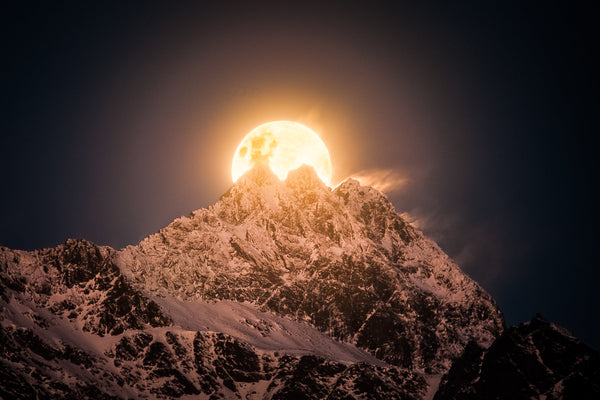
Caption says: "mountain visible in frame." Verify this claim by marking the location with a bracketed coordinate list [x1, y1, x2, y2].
[120, 165, 504, 373]
[1, 164, 594, 399]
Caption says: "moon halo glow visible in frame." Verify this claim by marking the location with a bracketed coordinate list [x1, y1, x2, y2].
[232, 121, 333, 186]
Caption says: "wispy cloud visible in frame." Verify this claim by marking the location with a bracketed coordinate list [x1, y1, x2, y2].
[349, 169, 408, 194]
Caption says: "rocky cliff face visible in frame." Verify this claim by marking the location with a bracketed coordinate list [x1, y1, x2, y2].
[0, 165, 515, 399]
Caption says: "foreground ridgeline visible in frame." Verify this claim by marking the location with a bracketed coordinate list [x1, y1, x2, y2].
[1, 165, 597, 399]
[434, 315, 600, 400]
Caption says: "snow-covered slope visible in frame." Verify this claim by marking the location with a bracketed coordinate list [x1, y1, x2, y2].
[152, 297, 385, 365]
[121, 165, 504, 372]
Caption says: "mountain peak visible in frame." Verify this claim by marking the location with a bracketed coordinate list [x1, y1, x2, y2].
[285, 164, 328, 191]
[234, 163, 281, 187]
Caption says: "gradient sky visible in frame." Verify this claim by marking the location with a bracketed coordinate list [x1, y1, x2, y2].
[1, 2, 598, 348]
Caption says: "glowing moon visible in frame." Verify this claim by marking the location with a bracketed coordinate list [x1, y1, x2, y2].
[232, 121, 333, 186]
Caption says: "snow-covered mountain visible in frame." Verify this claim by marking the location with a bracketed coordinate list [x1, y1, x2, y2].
[1, 164, 594, 399]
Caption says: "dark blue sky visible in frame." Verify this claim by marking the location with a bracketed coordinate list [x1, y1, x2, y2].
[1, 1, 598, 348]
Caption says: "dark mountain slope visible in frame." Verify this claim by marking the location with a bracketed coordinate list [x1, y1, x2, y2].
[434, 314, 600, 400]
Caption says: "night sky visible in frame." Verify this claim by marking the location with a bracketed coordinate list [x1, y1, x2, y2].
[2, 2, 598, 348]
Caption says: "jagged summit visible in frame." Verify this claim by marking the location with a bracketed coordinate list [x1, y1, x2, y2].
[285, 164, 329, 191]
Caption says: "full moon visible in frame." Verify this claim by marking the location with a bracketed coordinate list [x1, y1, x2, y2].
[232, 121, 333, 186]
